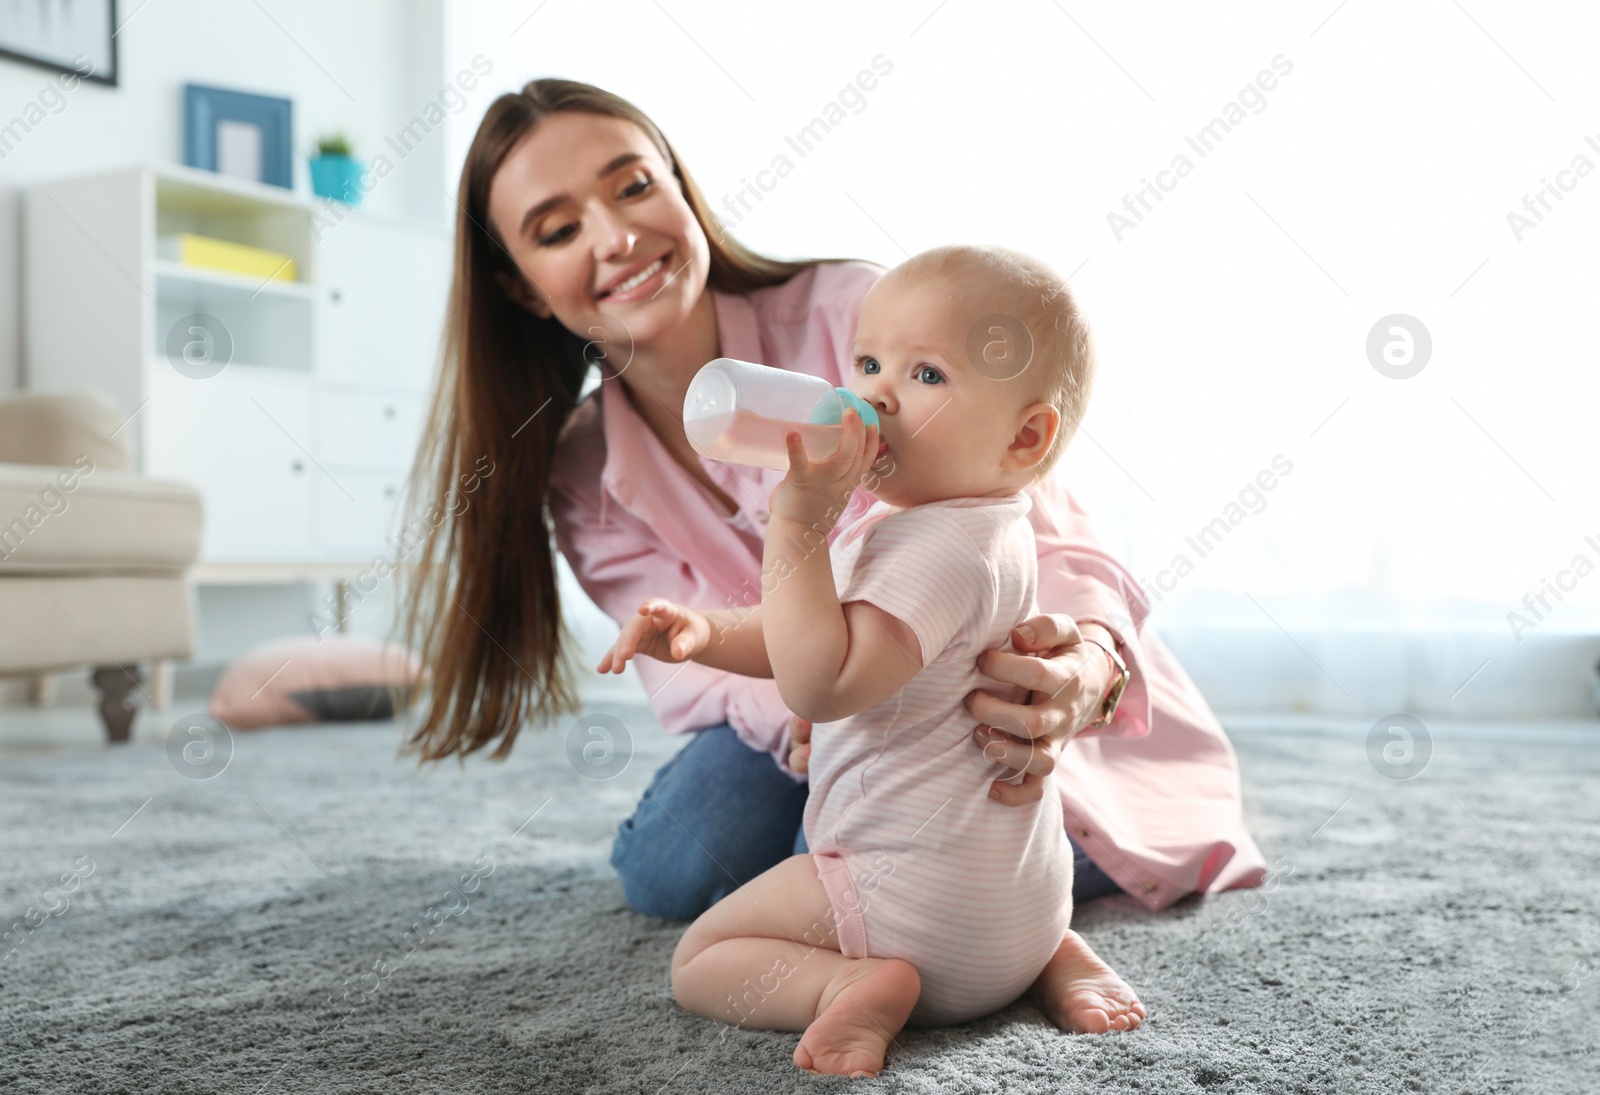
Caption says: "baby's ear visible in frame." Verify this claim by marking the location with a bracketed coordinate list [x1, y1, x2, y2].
[1005, 402, 1060, 473]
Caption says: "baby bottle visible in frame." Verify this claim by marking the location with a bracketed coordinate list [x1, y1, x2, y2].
[683, 358, 879, 471]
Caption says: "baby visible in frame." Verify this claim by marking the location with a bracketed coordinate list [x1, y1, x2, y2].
[599, 245, 1096, 1077]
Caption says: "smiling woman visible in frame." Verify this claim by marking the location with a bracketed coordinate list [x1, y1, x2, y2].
[392, 75, 1265, 1050]
[393, 80, 842, 762]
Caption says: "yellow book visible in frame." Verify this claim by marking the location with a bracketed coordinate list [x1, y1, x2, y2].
[157, 233, 299, 282]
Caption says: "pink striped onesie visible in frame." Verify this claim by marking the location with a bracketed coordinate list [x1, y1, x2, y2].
[804, 492, 1074, 1027]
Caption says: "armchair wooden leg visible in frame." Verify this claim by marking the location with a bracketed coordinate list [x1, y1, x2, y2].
[91, 665, 145, 744]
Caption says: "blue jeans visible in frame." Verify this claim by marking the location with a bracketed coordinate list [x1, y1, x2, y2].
[610, 723, 1125, 921]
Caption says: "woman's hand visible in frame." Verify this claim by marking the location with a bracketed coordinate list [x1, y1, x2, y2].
[597, 598, 711, 673]
[964, 614, 1118, 806]
[769, 408, 879, 533]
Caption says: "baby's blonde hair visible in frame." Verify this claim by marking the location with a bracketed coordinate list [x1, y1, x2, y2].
[914, 244, 1096, 472]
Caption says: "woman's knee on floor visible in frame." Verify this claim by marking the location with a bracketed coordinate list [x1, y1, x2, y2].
[611, 827, 730, 921]
[610, 723, 809, 920]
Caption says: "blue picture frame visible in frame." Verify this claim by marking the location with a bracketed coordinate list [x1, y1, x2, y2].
[183, 84, 294, 190]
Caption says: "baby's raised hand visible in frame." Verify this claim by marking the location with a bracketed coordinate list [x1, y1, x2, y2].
[770, 408, 879, 530]
[597, 598, 711, 673]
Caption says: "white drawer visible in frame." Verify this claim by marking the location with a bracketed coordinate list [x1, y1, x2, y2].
[315, 470, 408, 554]
[317, 389, 425, 470]
[316, 217, 449, 391]
[145, 368, 314, 559]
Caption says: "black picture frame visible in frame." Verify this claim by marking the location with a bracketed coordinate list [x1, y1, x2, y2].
[0, 0, 118, 87]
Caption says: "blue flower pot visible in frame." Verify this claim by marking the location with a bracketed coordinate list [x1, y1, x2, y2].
[309, 154, 365, 206]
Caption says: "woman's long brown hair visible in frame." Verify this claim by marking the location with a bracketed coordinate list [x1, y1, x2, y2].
[394, 79, 845, 765]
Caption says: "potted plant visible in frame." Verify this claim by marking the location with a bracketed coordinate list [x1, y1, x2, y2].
[308, 132, 365, 206]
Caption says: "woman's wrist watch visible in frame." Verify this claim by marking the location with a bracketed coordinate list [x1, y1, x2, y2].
[1078, 634, 1129, 729]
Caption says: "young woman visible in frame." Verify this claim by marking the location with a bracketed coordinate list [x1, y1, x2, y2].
[398, 78, 1267, 1036]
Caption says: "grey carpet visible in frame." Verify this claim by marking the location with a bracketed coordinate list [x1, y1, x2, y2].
[1, 704, 1597, 1094]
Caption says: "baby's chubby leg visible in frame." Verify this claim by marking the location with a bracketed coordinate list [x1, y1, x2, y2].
[671, 853, 920, 1078]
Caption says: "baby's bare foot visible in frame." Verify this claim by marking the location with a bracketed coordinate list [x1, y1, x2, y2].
[794, 958, 920, 1078]
[1029, 929, 1147, 1034]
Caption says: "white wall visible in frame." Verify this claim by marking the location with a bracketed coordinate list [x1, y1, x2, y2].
[483, 0, 1600, 717]
[0, 0, 465, 695]
[0, 0, 462, 392]
[4, 1, 1597, 717]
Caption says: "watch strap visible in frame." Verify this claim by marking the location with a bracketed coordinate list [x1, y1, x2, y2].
[1078, 634, 1128, 728]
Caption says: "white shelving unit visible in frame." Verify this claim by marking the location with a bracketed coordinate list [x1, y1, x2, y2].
[22, 162, 450, 565]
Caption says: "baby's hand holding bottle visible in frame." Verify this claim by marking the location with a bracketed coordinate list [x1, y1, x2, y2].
[683, 358, 880, 471]
[597, 598, 711, 672]
[770, 408, 879, 532]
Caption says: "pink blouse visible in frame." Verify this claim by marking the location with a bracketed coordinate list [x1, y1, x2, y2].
[548, 260, 1267, 911]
